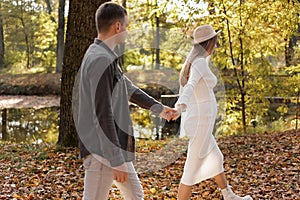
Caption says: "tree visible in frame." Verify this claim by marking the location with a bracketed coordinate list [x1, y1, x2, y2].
[55, 0, 65, 73]
[57, 0, 110, 147]
[0, 2, 4, 68]
[10, 0, 35, 69]
[285, 0, 300, 67]
[173, 0, 300, 134]
[209, 0, 300, 134]
[1, 0, 57, 72]
[44, 0, 56, 23]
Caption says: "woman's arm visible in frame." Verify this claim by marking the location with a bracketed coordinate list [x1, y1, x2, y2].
[175, 58, 207, 109]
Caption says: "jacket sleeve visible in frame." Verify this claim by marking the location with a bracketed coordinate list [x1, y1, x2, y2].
[87, 56, 125, 167]
[124, 75, 164, 115]
[175, 58, 206, 108]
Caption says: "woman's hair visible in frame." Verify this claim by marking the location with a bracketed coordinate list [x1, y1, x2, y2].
[179, 35, 218, 87]
[95, 2, 127, 33]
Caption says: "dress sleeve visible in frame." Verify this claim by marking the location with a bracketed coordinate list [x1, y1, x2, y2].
[175, 58, 207, 108]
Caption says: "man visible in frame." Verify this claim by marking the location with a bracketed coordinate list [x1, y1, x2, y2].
[76, 2, 175, 199]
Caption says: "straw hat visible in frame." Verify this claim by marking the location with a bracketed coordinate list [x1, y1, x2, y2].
[193, 24, 221, 44]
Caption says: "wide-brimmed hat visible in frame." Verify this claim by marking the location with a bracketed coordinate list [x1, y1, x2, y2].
[193, 24, 221, 44]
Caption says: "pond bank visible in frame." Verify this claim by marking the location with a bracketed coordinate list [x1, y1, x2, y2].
[0, 95, 60, 109]
[0, 73, 61, 96]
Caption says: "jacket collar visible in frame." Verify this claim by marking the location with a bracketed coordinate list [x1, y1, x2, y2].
[94, 38, 118, 60]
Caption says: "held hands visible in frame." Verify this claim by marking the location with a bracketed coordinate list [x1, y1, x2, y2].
[170, 107, 181, 120]
[172, 104, 187, 120]
[159, 105, 181, 121]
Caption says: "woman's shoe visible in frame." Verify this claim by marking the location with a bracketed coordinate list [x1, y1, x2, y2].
[221, 186, 253, 200]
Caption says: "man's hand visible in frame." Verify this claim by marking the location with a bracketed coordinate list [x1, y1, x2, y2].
[112, 163, 128, 183]
[159, 105, 178, 121]
[170, 108, 181, 120]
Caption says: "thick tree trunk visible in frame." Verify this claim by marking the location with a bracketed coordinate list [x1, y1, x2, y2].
[57, 0, 110, 147]
[55, 0, 65, 73]
[0, 2, 4, 68]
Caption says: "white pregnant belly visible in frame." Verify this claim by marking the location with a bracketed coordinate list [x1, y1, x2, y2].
[180, 101, 217, 137]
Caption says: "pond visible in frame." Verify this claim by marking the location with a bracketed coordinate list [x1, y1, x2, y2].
[1, 95, 298, 143]
[0, 96, 58, 143]
[0, 107, 59, 144]
[0, 105, 180, 144]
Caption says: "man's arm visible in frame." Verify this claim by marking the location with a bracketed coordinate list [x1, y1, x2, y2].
[124, 75, 175, 120]
[124, 75, 163, 112]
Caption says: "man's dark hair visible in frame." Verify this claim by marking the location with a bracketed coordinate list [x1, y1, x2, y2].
[95, 2, 127, 33]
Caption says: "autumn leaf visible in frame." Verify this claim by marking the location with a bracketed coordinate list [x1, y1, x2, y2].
[0, 130, 299, 199]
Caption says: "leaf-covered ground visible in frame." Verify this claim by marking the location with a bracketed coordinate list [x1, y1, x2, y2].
[0, 74, 61, 96]
[0, 130, 299, 199]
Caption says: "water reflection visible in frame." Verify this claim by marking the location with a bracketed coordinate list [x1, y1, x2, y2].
[0, 107, 59, 144]
[0, 106, 179, 144]
[131, 105, 180, 139]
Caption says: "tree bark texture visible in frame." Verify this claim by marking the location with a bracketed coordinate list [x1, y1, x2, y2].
[58, 0, 110, 147]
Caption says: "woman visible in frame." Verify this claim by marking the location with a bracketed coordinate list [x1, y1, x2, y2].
[171, 25, 253, 200]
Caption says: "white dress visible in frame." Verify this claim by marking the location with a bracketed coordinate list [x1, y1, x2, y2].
[176, 57, 224, 185]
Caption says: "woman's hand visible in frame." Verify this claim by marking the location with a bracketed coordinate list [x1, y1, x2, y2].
[171, 104, 187, 120]
[160, 105, 178, 122]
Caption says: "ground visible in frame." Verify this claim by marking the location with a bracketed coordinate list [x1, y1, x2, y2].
[0, 70, 178, 96]
[0, 74, 61, 96]
[0, 130, 299, 199]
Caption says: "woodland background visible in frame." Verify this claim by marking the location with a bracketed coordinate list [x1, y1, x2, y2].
[0, 0, 299, 144]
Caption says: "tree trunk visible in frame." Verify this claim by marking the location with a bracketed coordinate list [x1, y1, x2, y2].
[116, 0, 126, 70]
[0, 2, 4, 68]
[286, 0, 300, 66]
[155, 15, 160, 69]
[55, 0, 65, 73]
[44, 0, 52, 14]
[1, 109, 7, 141]
[239, 0, 246, 134]
[44, 0, 56, 23]
[20, 16, 31, 68]
[223, 1, 247, 134]
[57, 0, 110, 147]
[285, 24, 300, 67]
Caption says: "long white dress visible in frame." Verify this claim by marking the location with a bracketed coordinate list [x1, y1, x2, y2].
[176, 57, 224, 186]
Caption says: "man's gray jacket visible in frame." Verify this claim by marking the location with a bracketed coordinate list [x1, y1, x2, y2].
[76, 39, 163, 167]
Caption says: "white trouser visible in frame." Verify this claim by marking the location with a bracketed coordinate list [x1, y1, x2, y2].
[83, 154, 143, 200]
